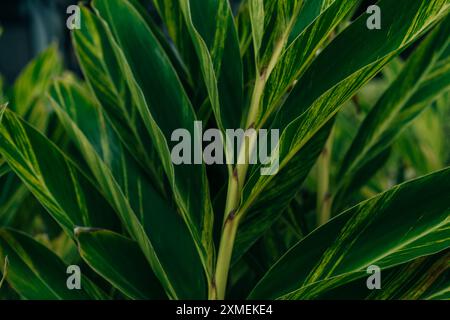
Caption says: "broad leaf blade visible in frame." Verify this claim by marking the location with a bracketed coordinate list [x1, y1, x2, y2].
[260, 0, 360, 124]
[49, 78, 207, 299]
[233, 119, 334, 263]
[241, 0, 449, 228]
[75, 228, 166, 300]
[0, 228, 106, 300]
[12, 45, 62, 118]
[92, 0, 215, 276]
[249, 168, 450, 299]
[152, 0, 199, 86]
[0, 110, 119, 235]
[180, 0, 244, 132]
[335, 17, 450, 209]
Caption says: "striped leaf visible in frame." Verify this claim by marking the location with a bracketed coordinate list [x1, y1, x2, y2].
[0, 0, 449, 301]
[250, 0, 304, 70]
[0, 109, 119, 235]
[127, 0, 192, 87]
[75, 228, 166, 300]
[259, 0, 360, 125]
[72, 6, 165, 192]
[335, 16, 450, 209]
[239, 0, 449, 228]
[0, 228, 107, 300]
[92, 0, 215, 276]
[232, 0, 362, 261]
[179, 0, 244, 133]
[288, 0, 336, 42]
[316, 251, 449, 299]
[244, 0, 309, 129]
[0, 46, 63, 229]
[232, 119, 334, 263]
[367, 251, 450, 300]
[249, 167, 450, 299]
[49, 78, 207, 299]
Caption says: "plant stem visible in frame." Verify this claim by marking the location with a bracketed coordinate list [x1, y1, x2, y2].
[214, 135, 256, 300]
[213, 26, 295, 299]
[246, 71, 267, 129]
[214, 209, 241, 300]
[213, 71, 266, 300]
[317, 129, 334, 226]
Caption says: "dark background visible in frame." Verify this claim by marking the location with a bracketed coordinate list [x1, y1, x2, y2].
[0, 0, 75, 83]
[0, 0, 375, 84]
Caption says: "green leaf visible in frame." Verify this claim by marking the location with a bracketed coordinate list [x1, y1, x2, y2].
[0, 46, 64, 227]
[0, 174, 28, 226]
[249, 167, 450, 299]
[251, 0, 304, 70]
[248, 0, 264, 58]
[0, 76, 6, 105]
[75, 228, 166, 300]
[71, 6, 165, 192]
[128, 0, 192, 87]
[233, 119, 334, 263]
[239, 0, 449, 227]
[259, 0, 360, 125]
[92, 0, 215, 274]
[315, 251, 449, 299]
[232, 0, 362, 261]
[273, 0, 449, 133]
[152, 0, 199, 85]
[288, 0, 336, 42]
[0, 109, 119, 235]
[0, 158, 9, 178]
[49, 78, 207, 299]
[425, 281, 450, 300]
[397, 93, 450, 175]
[427, 289, 450, 300]
[0, 228, 107, 300]
[12, 45, 62, 118]
[0, 44, 66, 227]
[367, 251, 450, 300]
[179, 0, 244, 132]
[335, 16, 450, 209]
[244, 0, 310, 129]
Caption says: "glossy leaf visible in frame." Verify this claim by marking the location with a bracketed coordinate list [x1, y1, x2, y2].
[12, 45, 62, 118]
[75, 228, 166, 300]
[335, 16, 450, 209]
[92, 0, 215, 273]
[49, 78, 207, 299]
[232, 0, 362, 261]
[233, 119, 334, 262]
[179, 0, 244, 132]
[0, 228, 106, 300]
[240, 0, 449, 225]
[0, 109, 119, 235]
[72, 6, 165, 192]
[259, 0, 360, 125]
[249, 168, 450, 299]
